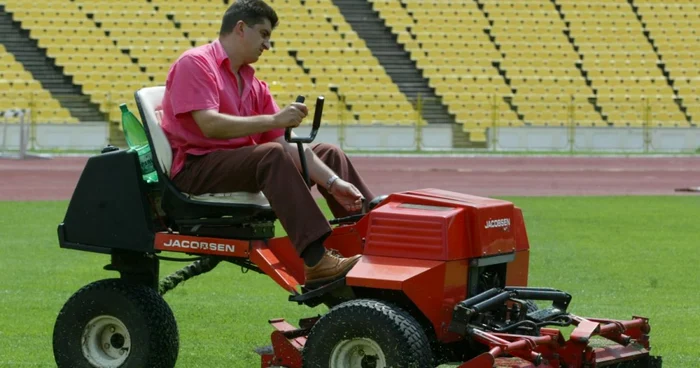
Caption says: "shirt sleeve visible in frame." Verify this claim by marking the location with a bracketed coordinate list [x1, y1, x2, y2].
[167, 54, 219, 117]
[257, 80, 285, 143]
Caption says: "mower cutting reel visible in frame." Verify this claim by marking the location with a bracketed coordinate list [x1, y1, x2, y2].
[52, 86, 662, 368]
[448, 287, 661, 368]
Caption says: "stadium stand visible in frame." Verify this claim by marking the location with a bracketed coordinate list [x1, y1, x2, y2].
[482, 0, 601, 127]
[558, 0, 689, 127]
[371, 0, 520, 142]
[633, 0, 699, 124]
[154, 0, 420, 125]
[4, 0, 420, 126]
[151, 0, 350, 123]
[3, 0, 146, 124]
[0, 0, 697, 144]
[371, 0, 696, 137]
[0, 43, 76, 123]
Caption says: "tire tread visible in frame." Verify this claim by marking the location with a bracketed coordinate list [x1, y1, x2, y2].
[53, 278, 179, 368]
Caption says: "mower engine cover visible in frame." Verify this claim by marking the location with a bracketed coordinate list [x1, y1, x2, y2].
[363, 188, 527, 260]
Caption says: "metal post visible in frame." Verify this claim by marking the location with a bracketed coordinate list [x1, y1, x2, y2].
[1, 109, 8, 154]
[643, 98, 651, 153]
[568, 95, 575, 154]
[0, 111, 8, 157]
[29, 92, 36, 151]
[490, 94, 498, 151]
[108, 92, 121, 146]
[338, 94, 345, 150]
[106, 92, 113, 144]
[19, 109, 27, 160]
[415, 93, 423, 151]
[0, 108, 46, 160]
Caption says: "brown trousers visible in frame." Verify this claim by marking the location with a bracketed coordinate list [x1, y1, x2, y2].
[172, 143, 374, 255]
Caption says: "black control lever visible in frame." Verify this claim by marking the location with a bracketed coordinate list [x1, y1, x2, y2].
[284, 95, 306, 142]
[285, 95, 325, 186]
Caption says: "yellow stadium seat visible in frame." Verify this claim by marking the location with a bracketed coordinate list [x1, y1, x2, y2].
[3, 0, 696, 130]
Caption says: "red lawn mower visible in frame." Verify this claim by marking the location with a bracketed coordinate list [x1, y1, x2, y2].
[52, 87, 662, 368]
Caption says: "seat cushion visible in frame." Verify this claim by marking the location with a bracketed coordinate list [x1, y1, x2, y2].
[184, 191, 271, 207]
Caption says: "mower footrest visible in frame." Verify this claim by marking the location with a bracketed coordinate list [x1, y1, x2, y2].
[258, 319, 310, 368]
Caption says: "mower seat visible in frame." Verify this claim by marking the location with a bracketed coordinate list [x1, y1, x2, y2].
[134, 86, 276, 236]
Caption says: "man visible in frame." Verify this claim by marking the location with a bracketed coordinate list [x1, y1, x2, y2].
[160, 0, 374, 289]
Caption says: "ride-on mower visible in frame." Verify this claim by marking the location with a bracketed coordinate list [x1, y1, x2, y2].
[52, 86, 662, 368]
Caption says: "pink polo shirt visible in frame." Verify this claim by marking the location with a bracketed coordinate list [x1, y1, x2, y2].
[161, 39, 284, 178]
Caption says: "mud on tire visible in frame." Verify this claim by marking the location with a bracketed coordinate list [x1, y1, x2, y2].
[53, 278, 179, 368]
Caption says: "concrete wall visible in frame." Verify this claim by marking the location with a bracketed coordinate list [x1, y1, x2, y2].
[1, 121, 698, 153]
[0, 123, 108, 151]
[491, 126, 700, 153]
[0, 122, 454, 151]
[297, 124, 454, 150]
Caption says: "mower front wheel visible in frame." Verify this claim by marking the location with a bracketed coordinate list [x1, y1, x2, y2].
[52, 278, 179, 368]
[302, 299, 433, 368]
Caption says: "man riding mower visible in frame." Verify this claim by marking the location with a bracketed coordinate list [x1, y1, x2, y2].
[51, 88, 662, 368]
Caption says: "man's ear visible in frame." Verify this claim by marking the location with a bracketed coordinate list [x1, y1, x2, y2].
[234, 20, 246, 36]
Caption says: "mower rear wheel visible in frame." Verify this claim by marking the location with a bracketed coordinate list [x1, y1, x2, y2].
[302, 299, 433, 368]
[52, 278, 179, 368]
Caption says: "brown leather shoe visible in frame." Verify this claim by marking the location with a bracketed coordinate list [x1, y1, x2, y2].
[304, 250, 361, 289]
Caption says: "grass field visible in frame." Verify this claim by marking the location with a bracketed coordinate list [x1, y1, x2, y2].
[0, 196, 698, 367]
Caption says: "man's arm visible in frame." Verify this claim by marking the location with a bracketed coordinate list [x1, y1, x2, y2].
[192, 109, 277, 139]
[255, 79, 361, 210]
[273, 134, 363, 212]
[192, 103, 307, 139]
[273, 134, 334, 187]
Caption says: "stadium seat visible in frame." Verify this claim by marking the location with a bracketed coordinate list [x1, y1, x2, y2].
[633, 0, 699, 124]
[150, 0, 417, 125]
[0, 43, 77, 123]
[2, 0, 697, 130]
[560, 0, 691, 126]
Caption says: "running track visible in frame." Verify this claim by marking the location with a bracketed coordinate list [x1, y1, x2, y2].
[1, 155, 699, 201]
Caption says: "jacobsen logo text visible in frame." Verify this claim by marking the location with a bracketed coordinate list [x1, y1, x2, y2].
[162, 239, 235, 253]
[485, 218, 511, 229]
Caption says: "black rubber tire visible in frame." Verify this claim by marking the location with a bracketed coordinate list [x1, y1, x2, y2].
[53, 279, 179, 368]
[302, 299, 433, 368]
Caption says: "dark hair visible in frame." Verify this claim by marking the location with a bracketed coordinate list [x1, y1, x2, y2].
[219, 0, 279, 36]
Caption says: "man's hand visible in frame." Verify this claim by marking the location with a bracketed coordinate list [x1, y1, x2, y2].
[329, 179, 364, 213]
[273, 103, 308, 128]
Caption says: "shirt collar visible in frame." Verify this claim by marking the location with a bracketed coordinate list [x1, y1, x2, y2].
[212, 38, 256, 81]
[212, 39, 229, 67]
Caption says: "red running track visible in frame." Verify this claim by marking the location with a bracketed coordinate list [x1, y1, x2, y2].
[1, 155, 699, 201]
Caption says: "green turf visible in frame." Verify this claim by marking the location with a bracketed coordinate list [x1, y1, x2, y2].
[0, 196, 697, 367]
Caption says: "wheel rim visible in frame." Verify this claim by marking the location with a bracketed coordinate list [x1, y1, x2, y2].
[81, 315, 131, 367]
[329, 338, 387, 368]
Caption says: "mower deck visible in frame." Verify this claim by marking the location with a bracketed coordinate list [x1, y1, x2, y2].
[260, 286, 662, 368]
